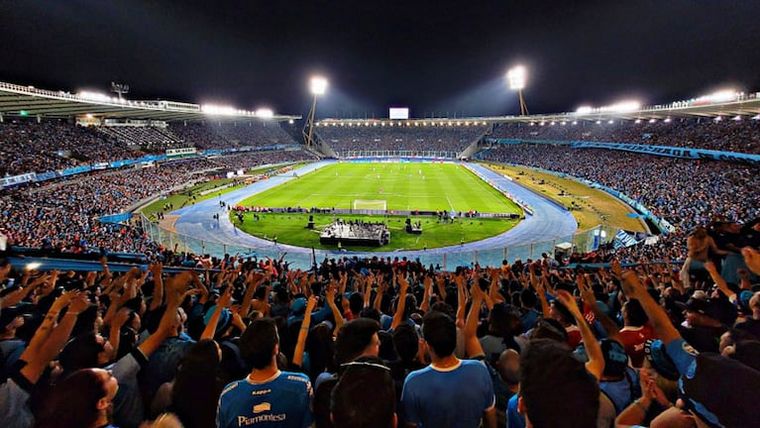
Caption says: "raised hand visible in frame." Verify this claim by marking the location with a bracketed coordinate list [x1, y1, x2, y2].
[68, 291, 91, 314]
[555, 290, 582, 319]
[741, 247, 760, 275]
[610, 259, 623, 278]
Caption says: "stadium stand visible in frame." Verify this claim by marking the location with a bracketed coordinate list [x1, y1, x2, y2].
[170, 121, 300, 150]
[316, 122, 489, 155]
[0, 150, 316, 253]
[96, 123, 184, 152]
[0, 118, 136, 176]
[491, 118, 760, 153]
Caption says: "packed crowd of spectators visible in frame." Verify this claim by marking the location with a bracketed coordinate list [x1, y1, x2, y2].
[96, 126, 184, 152]
[491, 118, 760, 153]
[0, 118, 302, 178]
[1, 236, 759, 428]
[0, 150, 316, 254]
[316, 123, 489, 155]
[170, 121, 300, 150]
[0, 119, 137, 176]
[480, 144, 759, 231]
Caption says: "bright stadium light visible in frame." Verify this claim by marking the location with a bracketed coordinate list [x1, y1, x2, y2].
[304, 76, 329, 148]
[610, 100, 641, 113]
[506, 66, 526, 90]
[576, 106, 593, 115]
[506, 65, 529, 115]
[255, 108, 274, 118]
[310, 76, 328, 95]
[201, 104, 239, 115]
[664, 117, 672, 123]
[77, 90, 111, 102]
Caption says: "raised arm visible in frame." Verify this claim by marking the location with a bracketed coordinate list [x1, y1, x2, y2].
[201, 286, 232, 340]
[391, 275, 410, 331]
[20, 292, 90, 384]
[325, 282, 344, 334]
[556, 290, 604, 380]
[149, 263, 164, 311]
[578, 274, 620, 339]
[138, 272, 190, 358]
[293, 296, 317, 368]
[464, 283, 485, 358]
[620, 270, 680, 344]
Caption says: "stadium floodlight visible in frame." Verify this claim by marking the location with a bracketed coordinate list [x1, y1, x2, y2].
[77, 90, 111, 102]
[201, 104, 237, 115]
[288, 119, 294, 124]
[635, 119, 641, 124]
[506, 66, 526, 90]
[610, 100, 641, 113]
[732, 115, 742, 121]
[705, 90, 737, 103]
[752, 114, 760, 120]
[572, 121, 577, 125]
[506, 66, 529, 115]
[576, 106, 593, 115]
[304, 76, 328, 148]
[310, 76, 328, 95]
[649, 118, 657, 123]
[255, 108, 274, 119]
[714, 116, 722, 121]
[664, 117, 672, 123]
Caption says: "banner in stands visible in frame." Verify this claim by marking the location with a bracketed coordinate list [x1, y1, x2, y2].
[166, 147, 197, 157]
[569, 141, 760, 165]
[98, 212, 133, 224]
[486, 138, 760, 165]
[0, 172, 36, 188]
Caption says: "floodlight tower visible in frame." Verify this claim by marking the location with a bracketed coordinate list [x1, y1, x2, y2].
[111, 82, 130, 100]
[303, 76, 328, 148]
[507, 66, 528, 116]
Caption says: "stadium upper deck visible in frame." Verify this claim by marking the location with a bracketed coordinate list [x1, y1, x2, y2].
[0, 81, 300, 122]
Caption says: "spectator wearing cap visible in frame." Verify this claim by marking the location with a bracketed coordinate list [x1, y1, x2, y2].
[676, 297, 734, 353]
[619, 269, 760, 428]
[597, 338, 641, 414]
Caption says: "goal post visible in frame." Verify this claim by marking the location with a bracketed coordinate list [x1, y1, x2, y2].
[352, 199, 387, 211]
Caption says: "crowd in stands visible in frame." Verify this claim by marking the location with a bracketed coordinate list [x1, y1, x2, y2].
[491, 118, 760, 154]
[0, 119, 137, 176]
[0, 150, 316, 254]
[170, 121, 299, 150]
[316, 123, 488, 154]
[1, 235, 759, 428]
[96, 126, 184, 152]
[480, 144, 759, 231]
[0, 118, 302, 178]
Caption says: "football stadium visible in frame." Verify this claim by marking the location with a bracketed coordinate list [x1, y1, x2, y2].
[1, 3, 760, 428]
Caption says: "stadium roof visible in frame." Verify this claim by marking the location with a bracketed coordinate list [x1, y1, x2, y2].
[317, 90, 760, 125]
[0, 81, 300, 122]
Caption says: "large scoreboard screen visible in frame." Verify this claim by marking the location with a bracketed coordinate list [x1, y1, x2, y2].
[389, 107, 409, 119]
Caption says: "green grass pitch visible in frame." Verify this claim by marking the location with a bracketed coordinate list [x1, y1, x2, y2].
[233, 162, 523, 251]
[239, 162, 521, 213]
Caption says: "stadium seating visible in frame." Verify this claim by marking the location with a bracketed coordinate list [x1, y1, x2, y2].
[491, 118, 760, 153]
[316, 123, 489, 155]
[0, 118, 136, 176]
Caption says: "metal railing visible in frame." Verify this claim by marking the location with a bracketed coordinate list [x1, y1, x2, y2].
[141, 213, 617, 270]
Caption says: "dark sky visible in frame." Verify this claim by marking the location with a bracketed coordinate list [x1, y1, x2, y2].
[2, 0, 760, 119]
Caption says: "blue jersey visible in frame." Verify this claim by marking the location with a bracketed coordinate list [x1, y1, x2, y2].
[216, 370, 313, 428]
[401, 359, 495, 428]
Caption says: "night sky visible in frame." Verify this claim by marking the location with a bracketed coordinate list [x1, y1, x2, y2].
[2, 0, 760, 119]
